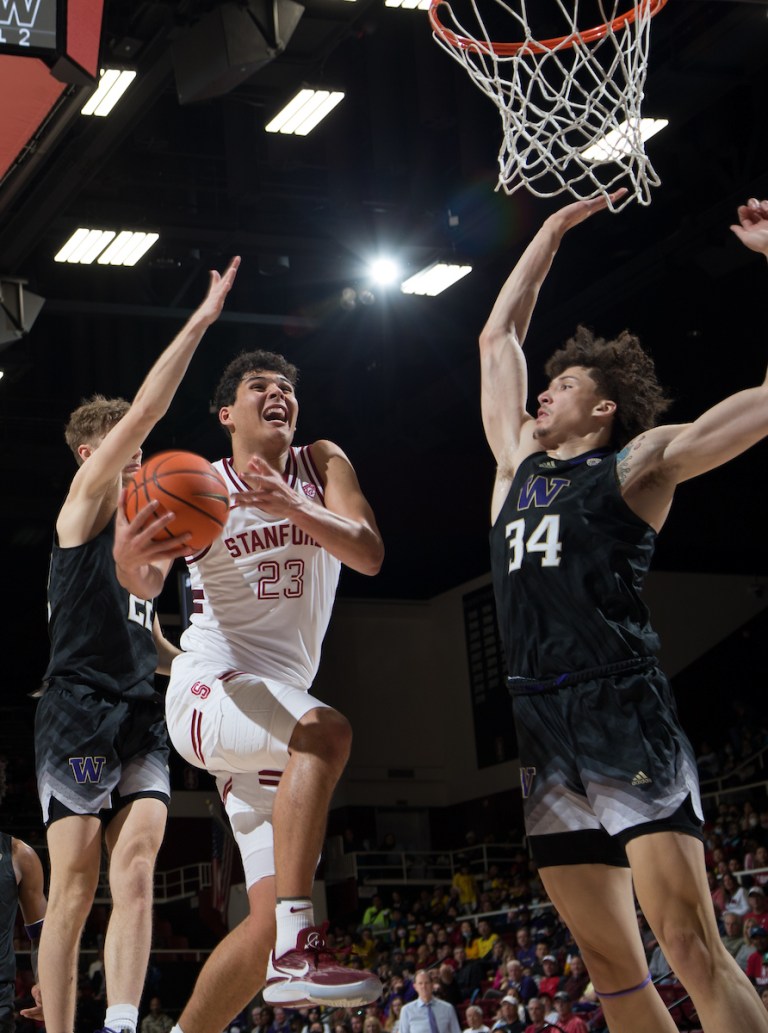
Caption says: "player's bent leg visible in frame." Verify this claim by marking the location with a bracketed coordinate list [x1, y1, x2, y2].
[39, 813, 103, 1033]
[628, 831, 768, 1033]
[539, 862, 679, 1033]
[103, 797, 168, 1015]
[266, 707, 380, 1006]
[274, 706, 351, 897]
[175, 876, 276, 1033]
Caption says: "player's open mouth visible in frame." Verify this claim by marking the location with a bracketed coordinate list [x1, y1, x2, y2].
[264, 406, 288, 423]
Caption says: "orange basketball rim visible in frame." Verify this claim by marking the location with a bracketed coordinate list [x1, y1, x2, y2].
[429, 0, 669, 57]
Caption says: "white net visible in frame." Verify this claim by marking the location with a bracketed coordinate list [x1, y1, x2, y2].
[429, 0, 667, 211]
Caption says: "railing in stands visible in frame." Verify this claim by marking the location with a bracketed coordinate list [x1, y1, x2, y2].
[326, 841, 525, 886]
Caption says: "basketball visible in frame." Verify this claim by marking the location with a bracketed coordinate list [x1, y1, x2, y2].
[124, 450, 230, 553]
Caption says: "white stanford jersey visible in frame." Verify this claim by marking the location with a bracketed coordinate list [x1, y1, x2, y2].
[180, 448, 341, 688]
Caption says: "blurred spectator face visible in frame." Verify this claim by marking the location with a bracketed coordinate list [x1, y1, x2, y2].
[275, 1010, 286, 1026]
[351, 1016, 364, 1033]
[570, 957, 585, 978]
[527, 1001, 544, 1023]
[454, 948, 466, 966]
[761, 988, 768, 1011]
[516, 928, 530, 947]
[722, 913, 741, 936]
[465, 1007, 484, 1029]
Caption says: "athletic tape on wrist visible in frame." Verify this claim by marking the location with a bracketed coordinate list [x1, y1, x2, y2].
[24, 919, 43, 941]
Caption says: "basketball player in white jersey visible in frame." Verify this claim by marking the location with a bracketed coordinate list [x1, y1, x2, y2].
[113, 348, 384, 1031]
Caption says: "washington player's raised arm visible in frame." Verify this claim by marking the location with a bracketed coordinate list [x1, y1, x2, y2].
[479, 192, 626, 466]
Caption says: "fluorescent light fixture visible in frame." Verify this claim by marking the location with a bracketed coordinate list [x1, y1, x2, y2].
[81, 68, 137, 117]
[401, 262, 472, 296]
[582, 118, 668, 162]
[369, 258, 401, 286]
[265, 89, 344, 136]
[385, 0, 430, 8]
[54, 228, 159, 266]
[98, 232, 160, 266]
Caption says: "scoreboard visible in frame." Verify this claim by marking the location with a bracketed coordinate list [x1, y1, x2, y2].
[0, 0, 61, 58]
[0, 0, 104, 83]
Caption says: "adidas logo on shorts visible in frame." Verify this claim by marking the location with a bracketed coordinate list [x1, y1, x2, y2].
[631, 770, 652, 786]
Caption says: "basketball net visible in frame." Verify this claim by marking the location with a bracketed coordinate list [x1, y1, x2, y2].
[429, 0, 668, 210]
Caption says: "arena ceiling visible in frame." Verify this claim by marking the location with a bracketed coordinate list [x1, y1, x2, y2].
[1, 0, 768, 700]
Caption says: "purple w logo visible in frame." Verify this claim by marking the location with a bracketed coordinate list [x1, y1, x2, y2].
[520, 767, 537, 799]
[517, 475, 569, 511]
[68, 756, 106, 784]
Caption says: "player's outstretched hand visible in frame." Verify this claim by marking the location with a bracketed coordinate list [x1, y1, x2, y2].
[232, 456, 303, 520]
[19, 983, 43, 1021]
[731, 198, 768, 257]
[197, 255, 241, 327]
[548, 188, 629, 235]
[113, 491, 192, 574]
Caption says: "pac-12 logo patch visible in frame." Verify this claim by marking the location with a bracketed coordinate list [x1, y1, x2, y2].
[302, 483, 317, 499]
[520, 766, 537, 799]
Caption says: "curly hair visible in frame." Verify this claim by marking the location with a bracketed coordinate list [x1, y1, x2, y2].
[544, 326, 672, 447]
[213, 350, 299, 409]
[64, 394, 130, 463]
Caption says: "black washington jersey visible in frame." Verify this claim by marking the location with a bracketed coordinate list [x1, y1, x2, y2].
[0, 833, 15, 984]
[490, 449, 661, 680]
[41, 517, 158, 700]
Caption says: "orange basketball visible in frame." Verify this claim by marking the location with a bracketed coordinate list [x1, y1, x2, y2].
[124, 450, 230, 553]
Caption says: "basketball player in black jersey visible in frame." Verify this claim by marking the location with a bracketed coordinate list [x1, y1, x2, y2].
[480, 193, 768, 1033]
[35, 257, 239, 1033]
[0, 833, 46, 1031]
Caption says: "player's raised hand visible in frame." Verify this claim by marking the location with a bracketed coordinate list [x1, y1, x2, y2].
[197, 255, 241, 326]
[549, 188, 629, 234]
[731, 198, 768, 257]
[233, 455, 303, 519]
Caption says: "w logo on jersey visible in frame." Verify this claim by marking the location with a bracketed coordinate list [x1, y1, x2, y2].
[69, 756, 106, 784]
[0, 0, 41, 28]
[520, 766, 537, 799]
[518, 475, 569, 511]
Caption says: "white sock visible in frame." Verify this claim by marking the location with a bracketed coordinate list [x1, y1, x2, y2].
[170, 1025, 185, 1033]
[275, 897, 314, 958]
[105, 1005, 139, 1033]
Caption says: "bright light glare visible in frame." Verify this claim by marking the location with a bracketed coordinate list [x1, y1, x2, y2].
[582, 118, 668, 162]
[385, 0, 430, 8]
[369, 259, 401, 285]
[81, 69, 137, 117]
[401, 262, 472, 296]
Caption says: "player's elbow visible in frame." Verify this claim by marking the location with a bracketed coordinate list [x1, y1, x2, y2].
[359, 536, 385, 576]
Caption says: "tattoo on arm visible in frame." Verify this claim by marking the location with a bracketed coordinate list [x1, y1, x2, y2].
[616, 435, 645, 485]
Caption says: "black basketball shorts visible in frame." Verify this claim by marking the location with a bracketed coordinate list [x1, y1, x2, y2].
[34, 682, 170, 826]
[512, 664, 704, 868]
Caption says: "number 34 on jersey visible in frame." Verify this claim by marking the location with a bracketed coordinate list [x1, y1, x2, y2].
[505, 515, 563, 572]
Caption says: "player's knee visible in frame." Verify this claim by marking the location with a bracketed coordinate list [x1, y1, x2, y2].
[291, 708, 352, 769]
[655, 923, 718, 985]
[109, 846, 157, 904]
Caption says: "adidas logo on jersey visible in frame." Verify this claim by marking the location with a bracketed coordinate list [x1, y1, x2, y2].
[631, 770, 652, 786]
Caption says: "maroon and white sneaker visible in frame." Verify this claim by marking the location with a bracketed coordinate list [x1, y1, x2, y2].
[263, 923, 382, 1007]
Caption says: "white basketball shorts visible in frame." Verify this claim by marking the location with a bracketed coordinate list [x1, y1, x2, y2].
[166, 651, 329, 886]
